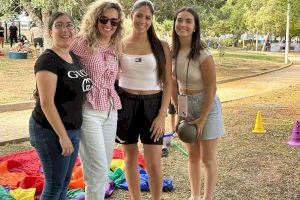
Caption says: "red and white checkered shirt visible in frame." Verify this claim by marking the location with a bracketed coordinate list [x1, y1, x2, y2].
[71, 37, 121, 111]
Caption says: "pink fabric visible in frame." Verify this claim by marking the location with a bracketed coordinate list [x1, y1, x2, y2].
[71, 37, 121, 111]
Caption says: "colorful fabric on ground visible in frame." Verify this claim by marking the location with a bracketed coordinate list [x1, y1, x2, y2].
[66, 189, 85, 200]
[116, 166, 174, 192]
[110, 159, 125, 171]
[17, 176, 44, 196]
[105, 180, 115, 198]
[0, 148, 173, 199]
[0, 186, 14, 200]
[9, 188, 36, 200]
[0, 149, 40, 176]
[112, 148, 145, 168]
[0, 161, 27, 188]
[108, 168, 126, 185]
[69, 166, 84, 189]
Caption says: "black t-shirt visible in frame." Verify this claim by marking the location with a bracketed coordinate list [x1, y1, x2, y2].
[9, 25, 17, 37]
[32, 49, 93, 129]
[0, 26, 4, 37]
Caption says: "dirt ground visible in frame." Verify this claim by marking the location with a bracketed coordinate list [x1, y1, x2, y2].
[215, 58, 283, 81]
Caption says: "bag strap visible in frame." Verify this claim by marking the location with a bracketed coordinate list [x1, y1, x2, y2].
[175, 56, 191, 95]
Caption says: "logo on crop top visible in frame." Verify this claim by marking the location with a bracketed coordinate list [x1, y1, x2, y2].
[135, 57, 142, 62]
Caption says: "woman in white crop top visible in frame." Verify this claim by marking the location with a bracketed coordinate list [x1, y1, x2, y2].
[116, 1, 172, 200]
[172, 8, 225, 200]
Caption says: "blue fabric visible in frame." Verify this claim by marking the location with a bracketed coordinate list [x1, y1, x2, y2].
[116, 166, 174, 192]
[29, 116, 80, 200]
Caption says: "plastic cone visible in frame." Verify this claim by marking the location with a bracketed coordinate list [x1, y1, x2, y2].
[252, 111, 266, 134]
[287, 121, 300, 146]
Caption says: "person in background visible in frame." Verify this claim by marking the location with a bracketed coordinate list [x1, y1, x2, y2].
[116, 0, 172, 199]
[9, 21, 18, 48]
[30, 23, 44, 56]
[29, 11, 92, 200]
[70, 0, 124, 199]
[0, 21, 4, 49]
[171, 7, 225, 200]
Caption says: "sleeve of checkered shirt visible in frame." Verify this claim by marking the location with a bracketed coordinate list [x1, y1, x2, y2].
[70, 37, 87, 58]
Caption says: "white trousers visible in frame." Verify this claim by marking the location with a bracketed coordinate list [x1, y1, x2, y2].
[79, 104, 117, 200]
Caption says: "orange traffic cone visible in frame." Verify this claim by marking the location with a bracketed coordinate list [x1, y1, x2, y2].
[252, 111, 266, 134]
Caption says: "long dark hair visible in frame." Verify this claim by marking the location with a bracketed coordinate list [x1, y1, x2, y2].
[33, 11, 75, 101]
[172, 7, 205, 60]
[132, 0, 166, 82]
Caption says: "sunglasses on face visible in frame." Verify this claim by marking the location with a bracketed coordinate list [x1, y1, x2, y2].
[98, 16, 120, 27]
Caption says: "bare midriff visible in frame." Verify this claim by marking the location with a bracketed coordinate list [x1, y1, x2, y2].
[122, 87, 161, 95]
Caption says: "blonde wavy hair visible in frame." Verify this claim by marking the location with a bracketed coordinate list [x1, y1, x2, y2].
[78, 0, 124, 53]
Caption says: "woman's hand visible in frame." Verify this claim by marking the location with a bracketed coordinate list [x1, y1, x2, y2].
[59, 135, 74, 156]
[188, 117, 206, 138]
[150, 114, 165, 142]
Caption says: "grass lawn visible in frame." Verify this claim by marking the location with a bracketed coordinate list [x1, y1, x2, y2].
[220, 50, 284, 62]
[0, 45, 285, 104]
[1, 84, 299, 200]
[0, 44, 36, 104]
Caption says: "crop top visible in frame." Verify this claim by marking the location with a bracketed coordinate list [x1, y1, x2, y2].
[119, 53, 162, 90]
[173, 48, 211, 93]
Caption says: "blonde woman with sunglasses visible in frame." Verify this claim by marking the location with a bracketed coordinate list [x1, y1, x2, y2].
[70, 0, 124, 199]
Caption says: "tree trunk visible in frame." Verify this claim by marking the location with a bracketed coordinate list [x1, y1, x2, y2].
[20, 0, 42, 27]
[255, 31, 259, 51]
[42, 9, 51, 48]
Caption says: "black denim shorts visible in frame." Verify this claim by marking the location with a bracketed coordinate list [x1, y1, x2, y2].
[116, 88, 163, 145]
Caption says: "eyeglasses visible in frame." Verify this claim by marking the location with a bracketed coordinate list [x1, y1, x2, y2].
[54, 22, 75, 30]
[98, 16, 120, 27]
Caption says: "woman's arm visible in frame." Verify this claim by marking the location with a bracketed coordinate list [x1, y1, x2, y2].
[36, 71, 74, 156]
[199, 55, 217, 120]
[159, 41, 173, 116]
[190, 55, 217, 136]
[150, 41, 172, 141]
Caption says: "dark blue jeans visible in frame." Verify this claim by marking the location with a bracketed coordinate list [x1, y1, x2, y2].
[29, 116, 79, 200]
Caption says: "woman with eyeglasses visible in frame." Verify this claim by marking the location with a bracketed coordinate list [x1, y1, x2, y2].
[115, 0, 172, 199]
[29, 12, 92, 200]
[172, 8, 225, 200]
[70, 0, 124, 199]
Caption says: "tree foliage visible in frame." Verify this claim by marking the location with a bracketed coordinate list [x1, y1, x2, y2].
[209, 0, 300, 38]
[0, 0, 299, 40]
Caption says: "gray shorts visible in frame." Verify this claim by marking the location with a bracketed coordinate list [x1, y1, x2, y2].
[181, 93, 225, 140]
